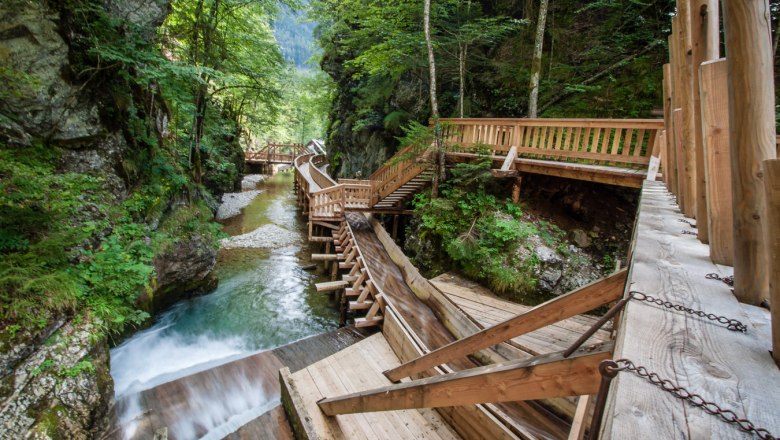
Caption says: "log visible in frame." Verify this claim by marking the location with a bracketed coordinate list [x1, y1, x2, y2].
[723, 0, 776, 305]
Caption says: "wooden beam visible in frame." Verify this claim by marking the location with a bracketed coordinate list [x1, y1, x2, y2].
[384, 269, 627, 382]
[699, 59, 734, 265]
[663, 63, 678, 195]
[318, 342, 612, 416]
[311, 253, 338, 261]
[315, 280, 349, 292]
[764, 159, 780, 367]
[723, 0, 776, 305]
[500, 146, 518, 171]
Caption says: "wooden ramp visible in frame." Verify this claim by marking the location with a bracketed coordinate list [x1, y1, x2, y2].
[281, 333, 462, 440]
[431, 273, 611, 356]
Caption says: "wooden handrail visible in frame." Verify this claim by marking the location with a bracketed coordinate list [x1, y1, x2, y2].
[440, 118, 664, 168]
[309, 154, 338, 189]
[384, 268, 627, 382]
[318, 341, 613, 416]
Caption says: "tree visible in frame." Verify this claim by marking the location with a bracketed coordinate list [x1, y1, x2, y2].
[528, 0, 549, 118]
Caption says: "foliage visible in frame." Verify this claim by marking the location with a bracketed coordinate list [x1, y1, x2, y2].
[412, 158, 539, 297]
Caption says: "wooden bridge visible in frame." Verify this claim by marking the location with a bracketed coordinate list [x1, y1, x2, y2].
[277, 1, 780, 436]
[245, 142, 309, 166]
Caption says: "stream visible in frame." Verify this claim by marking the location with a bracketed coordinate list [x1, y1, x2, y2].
[109, 172, 339, 438]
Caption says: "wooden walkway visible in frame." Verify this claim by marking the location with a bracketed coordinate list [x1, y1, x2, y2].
[431, 273, 611, 356]
[282, 333, 463, 440]
[602, 181, 780, 439]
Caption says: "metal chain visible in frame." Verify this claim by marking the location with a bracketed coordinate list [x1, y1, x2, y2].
[629, 291, 747, 333]
[678, 218, 697, 228]
[706, 272, 734, 287]
[604, 359, 777, 440]
[681, 230, 698, 235]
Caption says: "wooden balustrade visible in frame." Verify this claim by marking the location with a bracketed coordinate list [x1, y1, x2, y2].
[245, 143, 306, 163]
[440, 118, 664, 168]
[310, 186, 344, 220]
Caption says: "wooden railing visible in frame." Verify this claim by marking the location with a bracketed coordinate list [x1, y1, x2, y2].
[315, 269, 628, 416]
[309, 154, 337, 189]
[310, 185, 344, 219]
[245, 143, 306, 163]
[440, 118, 664, 168]
[367, 144, 432, 204]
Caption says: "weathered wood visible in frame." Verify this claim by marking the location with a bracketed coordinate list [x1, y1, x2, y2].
[763, 159, 780, 367]
[672, 108, 687, 205]
[315, 280, 349, 292]
[699, 59, 734, 265]
[384, 269, 626, 382]
[318, 343, 612, 416]
[723, 0, 776, 305]
[601, 181, 780, 439]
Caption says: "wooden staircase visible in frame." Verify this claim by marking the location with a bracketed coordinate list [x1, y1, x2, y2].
[372, 168, 433, 209]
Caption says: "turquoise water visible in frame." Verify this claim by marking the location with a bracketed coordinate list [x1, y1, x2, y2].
[110, 172, 339, 397]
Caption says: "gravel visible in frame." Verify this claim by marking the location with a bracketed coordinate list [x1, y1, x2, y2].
[241, 174, 266, 190]
[220, 224, 300, 249]
[216, 190, 262, 220]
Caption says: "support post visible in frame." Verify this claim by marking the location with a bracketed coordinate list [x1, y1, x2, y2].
[392, 215, 400, 240]
[512, 176, 523, 203]
[662, 64, 676, 194]
[699, 59, 733, 265]
[690, 0, 719, 243]
[723, 0, 776, 305]
[672, 10, 697, 218]
[763, 159, 780, 367]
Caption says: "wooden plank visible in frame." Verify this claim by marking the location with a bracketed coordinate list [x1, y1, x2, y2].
[315, 280, 349, 292]
[663, 63, 677, 194]
[385, 269, 626, 382]
[673, 108, 687, 207]
[567, 395, 594, 440]
[764, 159, 780, 367]
[602, 181, 780, 439]
[699, 59, 733, 265]
[500, 146, 518, 171]
[318, 343, 612, 415]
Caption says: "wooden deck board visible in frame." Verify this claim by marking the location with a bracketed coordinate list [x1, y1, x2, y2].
[602, 181, 780, 439]
[287, 333, 463, 440]
[430, 273, 611, 356]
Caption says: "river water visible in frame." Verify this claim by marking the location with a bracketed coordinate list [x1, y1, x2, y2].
[109, 172, 338, 435]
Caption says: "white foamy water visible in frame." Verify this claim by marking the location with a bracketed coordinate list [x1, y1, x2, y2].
[110, 316, 247, 397]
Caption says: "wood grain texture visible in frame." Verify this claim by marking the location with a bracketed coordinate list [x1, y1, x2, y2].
[763, 159, 780, 367]
[673, 11, 698, 218]
[664, 63, 678, 195]
[601, 181, 780, 439]
[699, 59, 734, 265]
[723, 0, 776, 305]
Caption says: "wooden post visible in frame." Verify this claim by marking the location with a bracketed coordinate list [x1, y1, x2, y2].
[690, 0, 719, 243]
[764, 159, 780, 367]
[512, 176, 523, 203]
[672, 10, 697, 218]
[662, 64, 676, 194]
[723, 0, 776, 305]
[669, 29, 687, 206]
[673, 108, 686, 206]
[392, 215, 400, 240]
[699, 59, 734, 266]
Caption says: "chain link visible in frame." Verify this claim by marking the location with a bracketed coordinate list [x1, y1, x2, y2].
[605, 359, 777, 440]
[681, 230, 698, 235]
[706, 272, 734, 287]
[678, 218, 697, 228]
[629, 291, 747, 332]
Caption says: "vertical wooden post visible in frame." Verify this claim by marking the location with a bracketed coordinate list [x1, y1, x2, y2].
[723, 0, 776, 305]
[673, 109, 686, 206]
[392, 215, 400, 240]
[669, 27, 687, 207]
[763, 159, 780, 367]
[699, 59, 734, 266]
[690, 0, 719, 243]
[662, 64, 676, 194]
[512, 176, 523, 203]
[673, 8, 697, 218]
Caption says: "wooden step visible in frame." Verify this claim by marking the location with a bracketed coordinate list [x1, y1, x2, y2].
[339, 262, 356, 269]
[344, 287, 362, 297]
[354, 316, 384, 328]
[315, 280, 349, 292]
[349, 300, 374, 310]
[311, 254, 338, 261]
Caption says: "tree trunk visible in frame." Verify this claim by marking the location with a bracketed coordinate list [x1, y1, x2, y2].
[458, 43, 467, 118]
[424, 0, 444, 198]
[528, 0, 549, 118]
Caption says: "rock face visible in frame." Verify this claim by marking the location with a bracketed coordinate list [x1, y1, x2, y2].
[514, 235, 602, 297]
[0, 319, 113, 439]
[148, 235, 219, 313]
